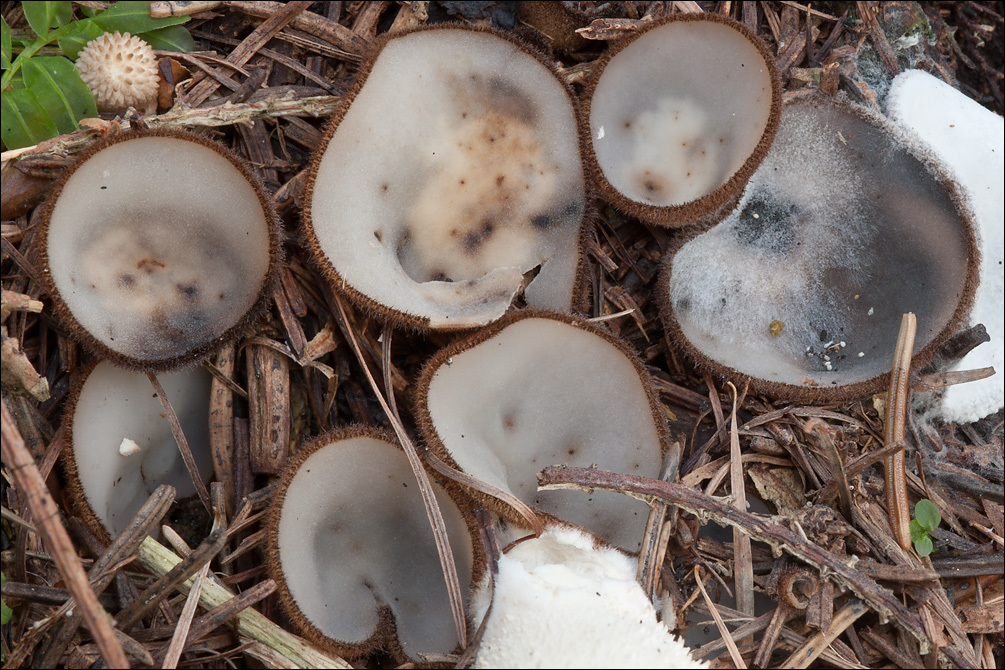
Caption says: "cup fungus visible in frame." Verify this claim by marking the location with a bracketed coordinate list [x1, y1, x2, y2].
[416, 311, 667, 552]
[267, 427, 476, 662]
[39, 129, 281, 370]
[63, 360, 213, 540]
[303, 26, 587, 329]
[582, 13, 781, 226]
[471, 525, 706, 669]
[75, 31, 159, 114]
[660, 95, 979, 402]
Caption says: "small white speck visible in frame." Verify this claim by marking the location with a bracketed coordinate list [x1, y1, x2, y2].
[868, 307, 874, 316]
[858, 352, 865, 358]
[824, 362, 833, 370]
[596, 126, 605, 140]
[823, 355, 831, 361]
[838, 131, 847, 144]
[752, 212, 760, 219]
[119, 438, 141, 457]
[839, 341, 846, 347]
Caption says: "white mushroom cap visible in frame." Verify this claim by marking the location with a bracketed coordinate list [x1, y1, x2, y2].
[417, 311, 666, 552]
[584, 14, 779, 225]
[472, 526, 707, 669]
[887, 69, 1004, 423]
[661, 96, 978, 401]
[268, 428, 475, 662]
[305, 26, 586, 329]
[40, 129, 279, 369]
[76, 31, 159, 113]
[64, 360, 213, 539]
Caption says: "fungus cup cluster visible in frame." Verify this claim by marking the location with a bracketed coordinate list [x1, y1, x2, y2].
[31, 9, 1002, 670]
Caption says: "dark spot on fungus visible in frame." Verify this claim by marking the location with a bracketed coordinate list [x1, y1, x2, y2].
[735, 191, 798, 252]
[177, 284, 199, 300]
[532, 214, 552, 229]
[462, 220, 495, 253]
[374, 230, 383, 242]
[117, 273, 136, 289]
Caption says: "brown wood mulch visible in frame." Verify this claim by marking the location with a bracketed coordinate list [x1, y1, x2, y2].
[2, 1, 1003, 668]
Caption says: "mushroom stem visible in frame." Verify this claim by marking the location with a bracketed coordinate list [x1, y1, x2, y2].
[883, 313, 917, 552]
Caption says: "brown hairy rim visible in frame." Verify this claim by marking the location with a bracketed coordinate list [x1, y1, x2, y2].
[413, 308, 670, 533]
[656, 95, 980, 404]
[579, 12, 782, 228]
[35, 126, 283, 372]
[265, 425, 484, 665]
[301, 23, 592, 332]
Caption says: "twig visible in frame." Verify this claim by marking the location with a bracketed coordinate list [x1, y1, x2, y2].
[884, 313, 916, 552]
[537, 465, 930, 650]
[136, 536, 350, 668]
[161, 561, 212, 668]
[693, 565, 746, 668]
[0, 397, 128, 669]
[116, 527, 228, 631]
[727, 382, 755, 624]
[780, 599, 867, 668]
[327, 291, 467, 649]
[147, 373, 212, 514]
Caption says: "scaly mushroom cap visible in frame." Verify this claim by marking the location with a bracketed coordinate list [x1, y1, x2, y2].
[660, 95, 979, 402]
[582, 13, 780, 226]
[267, 427, 476, 663]
[303, 25, 587, 330]
[63, 360, 213, 541]
[39, 129, 281, 370]
[75, 31, 159, 113]
[416, 311, 667, 552]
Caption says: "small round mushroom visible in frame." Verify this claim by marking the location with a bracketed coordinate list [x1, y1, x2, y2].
[39, 129, 281, 370]
[416, 310, 667, 552]
[582, 14, 781, 226]
[63, 360, 213, 540]
[304, 25, 587, 329]
[471, 525, 707, 668]
[267, 427, 477, 663]
[660, 95, 979, 402]
[75, 31, 159, 114]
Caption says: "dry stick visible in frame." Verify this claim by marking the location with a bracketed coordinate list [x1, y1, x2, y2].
[147, 372, 213, 514]
[116, 527, 228, 631]
[727, 382, 755, 627]
[208, 343, 237, 517]
[136, 536, 349, 668]
[182, 578, 276, 645]
[780, 599, 868, 668]
[694, 565, 746, 669]
[161, 561, 212, 669]
[805, 419, 853, 521]
[331, 297, 467, 649]
[884, 313, 917, 552]
[0, 398, 128, 669]
[183, 0, 315, 107]
[753, 604, 796, 667]
[425, 450, 543, 536]
[537, 465, 929, 650]
[36, 485, 176, 668]
[222, 0, 370, 57]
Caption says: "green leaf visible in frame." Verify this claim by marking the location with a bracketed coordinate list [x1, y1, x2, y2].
[915, 499, 941, 531]
[909, 519, 927, 544]
[22, 1, 72, 38]
[913, 533, 934, 557]
[91, 1, 189, 35]
[139, 24, 195, 52]
[1, 572, 11, 626]
[57, 19, 105, 59]
[1, 88, 59, 149]
[22, 56, 97, 135]
[2, 16, 11, 69]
